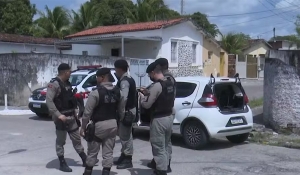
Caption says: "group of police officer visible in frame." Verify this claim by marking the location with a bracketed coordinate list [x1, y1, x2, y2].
[45, 58, 176, 175]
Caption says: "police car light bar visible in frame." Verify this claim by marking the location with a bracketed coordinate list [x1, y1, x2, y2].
[77, 65, 102, 70]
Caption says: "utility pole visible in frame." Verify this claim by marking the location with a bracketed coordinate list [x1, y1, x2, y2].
[181, 0, 184, 15]
[273, 27, 276, 42]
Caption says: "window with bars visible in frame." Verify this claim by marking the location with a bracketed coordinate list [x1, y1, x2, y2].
[171, 41, 177, 63]
[192, 44, 197, 63]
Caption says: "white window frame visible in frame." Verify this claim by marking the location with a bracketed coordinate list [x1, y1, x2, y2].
[170, 41, 178, 63]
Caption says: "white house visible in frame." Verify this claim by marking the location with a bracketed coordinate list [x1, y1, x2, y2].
[58, 18, 219, 77]
[0, 33, 60, 54]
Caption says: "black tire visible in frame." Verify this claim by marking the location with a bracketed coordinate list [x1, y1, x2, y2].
[36, 113, 49, 118]
[226, 133, 250, 144]
[182, 121, 208, 150]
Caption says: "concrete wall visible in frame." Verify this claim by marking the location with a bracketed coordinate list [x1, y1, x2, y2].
[0, 42, 57, 54]
[264, 50, 300, 132]
[0, 53, 129, 106]
[61, 44, 102, 56]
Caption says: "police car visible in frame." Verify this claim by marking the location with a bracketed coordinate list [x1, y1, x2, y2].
[135, 74, 253, 150]
[28, 65, 118, 117]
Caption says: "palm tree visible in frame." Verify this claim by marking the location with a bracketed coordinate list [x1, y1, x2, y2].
[220, 32, 249, 54]
[69, 2, 103, 33]
[127, 0, 172, 23]
[32, 5, 70, 39]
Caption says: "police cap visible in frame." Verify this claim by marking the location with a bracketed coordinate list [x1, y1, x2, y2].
[155, 58, 169, 67]
[58, 63, 71, 71]
[114, 59, 128, 71]
[146, 62, 158, 73]
[96, 67, 111, 76]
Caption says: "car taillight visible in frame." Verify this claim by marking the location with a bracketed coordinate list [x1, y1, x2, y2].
[40, 91, 46, 95]
[244, 94, 249, 104]
[74, 92, 90, 99]
[198, 94, 218, 107]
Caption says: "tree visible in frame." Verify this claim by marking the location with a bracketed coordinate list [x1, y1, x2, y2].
[220, 32, 249, 54]
[0, 0, 36, 35]
[127, 0, 179, 23]
[190, 12, 219, 37]
[32, 5, 70, 39]
[69, 2, 103, 33]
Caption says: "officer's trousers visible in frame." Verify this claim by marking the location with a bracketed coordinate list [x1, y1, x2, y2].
[118, 108, 136, 156]
[86, 119, 118, 168]
[167, 114, 174, 160]
[150, 115, 173, 171]
[55, 116, 84, 157]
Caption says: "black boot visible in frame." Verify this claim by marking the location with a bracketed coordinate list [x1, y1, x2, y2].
[147, 159, 156, 169]
[102, 167, 111, 175]
[113, 153, 125, 165]
[153, 169, 167, 175]
[79, 152, 87, 167]
[167, 159, 172, 173]
[58, 156, 72, 172]
[83, 166, 93, 175]
[116, 155, 133, 169]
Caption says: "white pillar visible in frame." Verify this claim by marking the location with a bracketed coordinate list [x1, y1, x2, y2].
[121, 37, 124, 57]
[4, 94, 8, 110]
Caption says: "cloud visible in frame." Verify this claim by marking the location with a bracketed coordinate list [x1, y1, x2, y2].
[69, 0, 88, 11]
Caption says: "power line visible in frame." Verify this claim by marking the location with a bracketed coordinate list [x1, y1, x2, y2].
[258, 0, 294, 23]
[265, 0, 297, 19]
[256, 23, 294, 35]
[207, 5, 294, 17]
[219, 8, 298, 28]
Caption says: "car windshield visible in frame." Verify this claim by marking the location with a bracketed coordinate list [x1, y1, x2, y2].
[69, 74, 87, 86]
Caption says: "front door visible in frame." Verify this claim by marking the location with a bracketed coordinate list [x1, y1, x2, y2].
[173, 80, 200, 124]
[220, 52, 225, 76]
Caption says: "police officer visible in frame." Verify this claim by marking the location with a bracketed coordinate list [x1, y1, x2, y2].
[46, 63, 87, 172]
[113, 59, 137, 169]
[146, 58, 176, 172]
[139, 62, 175, 175]
[80, 68, 121, 175]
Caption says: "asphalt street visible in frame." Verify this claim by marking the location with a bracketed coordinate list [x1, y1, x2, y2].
[241, 80, 263, 100]
[1, 114, 300, 175]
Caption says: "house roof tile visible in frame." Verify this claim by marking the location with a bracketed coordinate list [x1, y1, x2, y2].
[65, 18, 185, 38]
[0, 33, 58, 45]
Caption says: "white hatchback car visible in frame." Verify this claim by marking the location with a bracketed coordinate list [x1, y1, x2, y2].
[135, 74, 253, 150]
[28, 65, 118, 117]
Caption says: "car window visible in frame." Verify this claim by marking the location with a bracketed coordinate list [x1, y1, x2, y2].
[82, 75, 97, 88]
[176, 82, 197, 98]
[69, 74, 87, 86]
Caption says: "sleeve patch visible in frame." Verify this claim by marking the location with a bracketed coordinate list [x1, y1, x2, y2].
[48, 84, 53, 88]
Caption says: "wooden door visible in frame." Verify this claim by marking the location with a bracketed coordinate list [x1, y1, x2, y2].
[220, 52, 225, 76]
[246, 55, 258, 78]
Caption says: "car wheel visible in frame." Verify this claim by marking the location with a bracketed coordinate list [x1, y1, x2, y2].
[182, 121, 208, 150]
[226, 133, 250, 144]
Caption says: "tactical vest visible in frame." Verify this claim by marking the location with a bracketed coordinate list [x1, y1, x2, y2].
[152, 79, 175, 118]
[52, 77, 76, 113]
[91, 85, 120, 123]
[163, 71, 176, 97]
[116, 76, 137, 110]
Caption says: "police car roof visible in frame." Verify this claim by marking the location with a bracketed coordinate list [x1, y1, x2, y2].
[175, 76, 237, 83]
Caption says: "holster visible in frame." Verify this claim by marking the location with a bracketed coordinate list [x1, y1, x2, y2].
[122, 110, 135, 127]
[76, 118, 81, 127]
[55, 119, 68, 130]
[84, 122, 95, 142]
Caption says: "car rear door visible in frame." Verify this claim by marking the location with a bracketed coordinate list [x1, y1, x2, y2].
[173, 80, 200, 124]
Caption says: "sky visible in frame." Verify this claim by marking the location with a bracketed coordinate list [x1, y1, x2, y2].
[30, 0, 300, 40]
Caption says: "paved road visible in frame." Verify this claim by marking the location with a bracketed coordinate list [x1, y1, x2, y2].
[242, 80, 263, 100]
[1, 114, 300, 175]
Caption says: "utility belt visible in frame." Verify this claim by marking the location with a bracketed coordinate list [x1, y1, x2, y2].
[152, 111, 172, 119]
[55, 109, 81, 131]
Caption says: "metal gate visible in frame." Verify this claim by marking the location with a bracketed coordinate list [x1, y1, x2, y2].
[236, 54, 247, 78]
[246, 55, 258, 78]
[129, 58, 153, 87]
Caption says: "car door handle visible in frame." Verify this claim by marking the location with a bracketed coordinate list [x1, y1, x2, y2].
[182, 101, 191, 105]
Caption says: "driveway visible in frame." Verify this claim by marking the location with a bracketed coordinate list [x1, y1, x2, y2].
[1, 114, 300, 175]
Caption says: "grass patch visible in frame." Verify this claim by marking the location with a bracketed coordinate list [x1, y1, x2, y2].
[249, 97, 263, 108]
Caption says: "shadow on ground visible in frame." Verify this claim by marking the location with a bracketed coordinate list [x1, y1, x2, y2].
[46, 158, 83, 170]
[92, 170, 117, 175]
[253, 112, 273, 129]
[29, 115, 52, 121]
[127, 168, 153, 175]
[132, 129, 247, 151]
